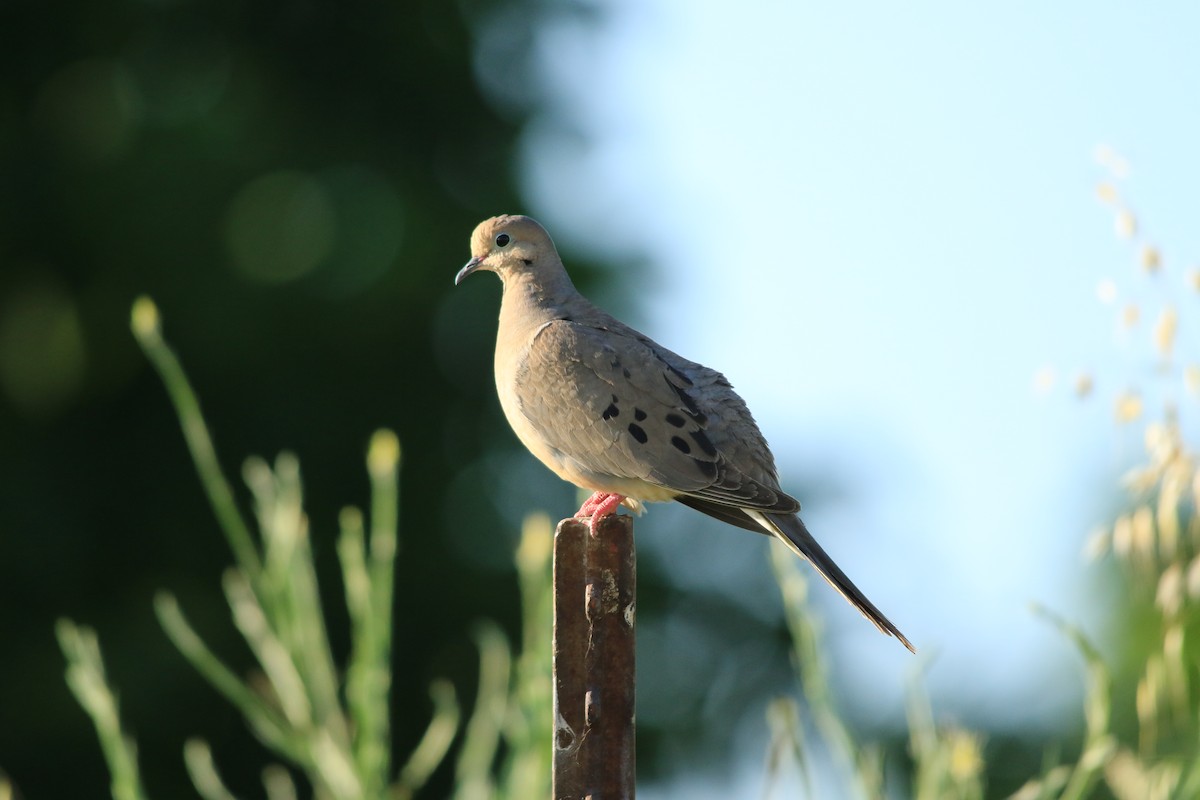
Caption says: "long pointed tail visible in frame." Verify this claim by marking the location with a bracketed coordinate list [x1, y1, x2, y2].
[747, 509, 915, 653]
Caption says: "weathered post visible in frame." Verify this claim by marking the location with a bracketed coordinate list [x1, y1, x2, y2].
[553, 514, 636, 799]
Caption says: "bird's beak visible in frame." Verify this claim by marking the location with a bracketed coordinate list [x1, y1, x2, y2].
[455, 256, 484, 286]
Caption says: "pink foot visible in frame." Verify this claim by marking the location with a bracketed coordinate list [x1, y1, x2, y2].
[574, 491, 626, 535]
[574, 491, 607, 518]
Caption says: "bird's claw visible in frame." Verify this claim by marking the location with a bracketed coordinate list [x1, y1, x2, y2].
[574, 491, 626, 535]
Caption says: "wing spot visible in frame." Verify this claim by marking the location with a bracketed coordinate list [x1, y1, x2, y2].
[694, 460, 718, 479]
[602, 403, 619, 420]
[622, 368, 631, 379]
[670, 436, 691, 454]
[665, 413, 686, 428]
[634, 408, 647, 422]
[690, 430, 718, 457]
[627, 423, 648, 444]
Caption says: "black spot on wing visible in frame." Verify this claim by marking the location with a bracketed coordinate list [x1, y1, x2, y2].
[670, 436, 691, 454]
[601, 393, 620, 420]
[628, 423, 648, 444]
[665, 413, 686, 428]
[634, 408, 647, 421]
[693, 459, 718, 479]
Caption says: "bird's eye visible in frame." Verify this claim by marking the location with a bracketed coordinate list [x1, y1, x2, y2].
[495, 233, 511, 247]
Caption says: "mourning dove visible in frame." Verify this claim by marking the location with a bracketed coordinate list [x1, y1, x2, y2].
[456, 214, 913, 652]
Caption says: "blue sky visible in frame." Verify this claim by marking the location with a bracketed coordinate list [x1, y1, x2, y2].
[505, 2, 1198, 793]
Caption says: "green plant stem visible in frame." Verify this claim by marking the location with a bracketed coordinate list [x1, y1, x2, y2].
[454, 623, 512, 800]
[154, 592, 308, 765]
[395, 680, 461, 797]
[183, 739, 242, 800]
[56, 620, 149, 800]
[1032, 604, 1116, 800]
[770, 543, 882, 795]
[130, 297, 261, 575]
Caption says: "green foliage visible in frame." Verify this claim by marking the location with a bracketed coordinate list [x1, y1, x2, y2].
[59, 301, 551, 800]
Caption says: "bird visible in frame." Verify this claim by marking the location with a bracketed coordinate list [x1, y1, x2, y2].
[455, 214, 914, 652]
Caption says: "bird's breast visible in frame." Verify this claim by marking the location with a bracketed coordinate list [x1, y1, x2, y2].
[492, 322, 677, 505]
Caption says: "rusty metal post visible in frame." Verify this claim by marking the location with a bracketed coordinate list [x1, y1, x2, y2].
[553, 514, 636, 799]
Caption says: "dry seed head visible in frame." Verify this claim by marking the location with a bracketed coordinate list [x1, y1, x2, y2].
[1164, 638, 1190, 718]
[1156, 492, 1179, 558]
[1144, 421, 1166, 451]
[1074, 372, 1094, 398]
[1187, 556, 1200, 599]
[1115, 390, 1143, 424]
[1120, 303, 1140, 329]
[1083, 526, 1110, 561]
[1144, 422, 1179, 468]
[1156, 562, 1183, 616]
[1140, 245, 1162, 273]
[1096, 182, 1119, 204]
[1184, 365, 1200, 397]
[1164, 624, 1184, 660]
[1115, 210, 1137, 239]
[1122, 465, 1158, 494]
[1094, 144, 1131, 177]
[1132, 505, 1155, 561]
[1033, 365, 1056, 393]
[1113, 513, 1133, 558]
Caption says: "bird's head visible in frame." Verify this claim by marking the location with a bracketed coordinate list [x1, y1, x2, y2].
[455, 215, 558, 285]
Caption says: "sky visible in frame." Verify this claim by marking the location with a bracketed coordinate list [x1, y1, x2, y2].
[505, 2, 1199, 795]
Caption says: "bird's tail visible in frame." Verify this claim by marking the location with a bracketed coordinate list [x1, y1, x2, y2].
[747, 510, 915, 653]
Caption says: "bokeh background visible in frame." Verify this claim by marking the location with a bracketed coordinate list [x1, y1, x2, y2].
[3, 1, 1198, 797]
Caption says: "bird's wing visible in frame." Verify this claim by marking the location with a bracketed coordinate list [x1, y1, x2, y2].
[513, 318, 799, 512]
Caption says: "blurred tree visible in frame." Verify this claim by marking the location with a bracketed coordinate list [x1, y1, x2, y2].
[0, 0, 615, 797]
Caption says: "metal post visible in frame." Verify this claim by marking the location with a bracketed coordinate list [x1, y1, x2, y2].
[553, 514, 636, 799]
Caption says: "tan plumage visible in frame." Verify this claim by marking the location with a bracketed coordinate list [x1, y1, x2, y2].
[456, 214, 913, 652]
